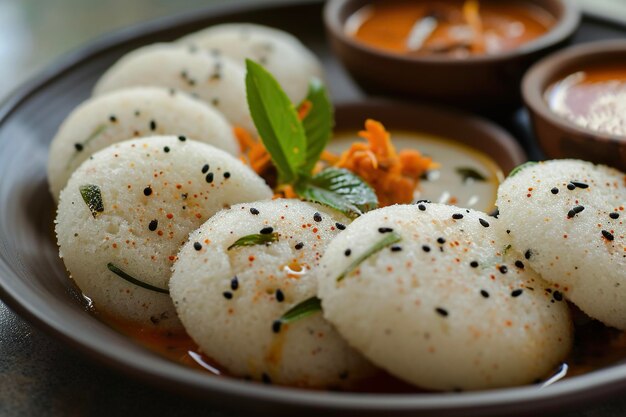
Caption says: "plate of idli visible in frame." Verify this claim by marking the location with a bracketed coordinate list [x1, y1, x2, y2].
[0, 1, 625, 416]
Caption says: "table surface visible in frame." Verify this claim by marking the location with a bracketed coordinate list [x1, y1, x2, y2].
[2, 1, 626, 416]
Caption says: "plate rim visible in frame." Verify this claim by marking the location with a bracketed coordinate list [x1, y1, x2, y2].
[1, 0, 626, 415]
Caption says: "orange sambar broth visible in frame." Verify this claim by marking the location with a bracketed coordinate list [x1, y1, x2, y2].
[351, 0, 555, 56]
[100, 308, 626, 392]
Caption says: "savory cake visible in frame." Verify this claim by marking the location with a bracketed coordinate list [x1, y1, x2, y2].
[318, 203, 573, 390]
[56, 136, 272, 329]
[170, 199, 374, 387]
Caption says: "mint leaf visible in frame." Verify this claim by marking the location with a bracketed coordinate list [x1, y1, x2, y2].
[299, 78, 333, 175]
[508, 161, 537, 178]
[337, 231, 402, 281]
[296, 168, 378, 218]
[245, 59, 307, 184]
[227, 232, 279, 250]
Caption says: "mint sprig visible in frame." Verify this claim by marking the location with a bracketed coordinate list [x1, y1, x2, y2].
[296, 168, 377, 218]
[245, 60, 378, 217]
[245, 60, 306, 184]
[299, 78, 333, 174]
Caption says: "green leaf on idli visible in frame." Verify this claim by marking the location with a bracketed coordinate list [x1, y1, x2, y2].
[299, 78, 333, 175]
[67, 124, 108, 170]
[79, 184, 104, 218]
[245, 59, 306, 184]
[508, 161, 537, 178]
[228, 232, 279, 250]
[296, 168, 378, 218]
[336, 231, 402, 282]
[279, 296, 322, 324]
[107, 263, 169, 294]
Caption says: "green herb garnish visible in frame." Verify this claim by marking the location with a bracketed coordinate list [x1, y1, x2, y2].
[106, 263, 169, 294]
[456, 167, 487, 182]
[296, 168, 378, 218]
[227, 232, 279, 250]
[299, 78, 333, 174]
[279, 296, 322, 324]
[245, 60, 378, 218]
[67, 124, 108, 169]
[79, 184, 104, 218]
[337, 231, 402, 281]
[246, 60, 306, 184]
[508, 161, 537, 178]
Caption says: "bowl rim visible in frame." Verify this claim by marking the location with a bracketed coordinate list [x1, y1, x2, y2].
[522, 39, 626, 145]
[323, 0, 581, 65]
[0, 1, 626, 415]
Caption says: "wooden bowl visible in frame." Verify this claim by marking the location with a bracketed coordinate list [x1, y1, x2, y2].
[324, 0, 581, 113]
[522, 40, 626, 170]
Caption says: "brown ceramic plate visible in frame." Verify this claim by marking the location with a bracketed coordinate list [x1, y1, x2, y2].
[1, 1, 626, 416]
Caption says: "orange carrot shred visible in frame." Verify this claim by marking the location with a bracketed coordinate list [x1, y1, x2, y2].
[334, 119, 437, 206]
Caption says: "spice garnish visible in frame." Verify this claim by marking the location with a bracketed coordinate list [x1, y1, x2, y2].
[277, 296, 322, 325]
[456, 167, 486, 182]
[227, 232, 279, 250]
[508, 161, 537, 178]
[336, 231, 402, 281]
[67, 124, 108, 169]
[79, 184, 104, 218]
[106, 263, 169, 294]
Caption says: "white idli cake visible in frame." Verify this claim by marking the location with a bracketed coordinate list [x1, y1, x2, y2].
[170, 199, 375, 388]
[178, 23, 323, 104]
[48, 87, 239, 200]
[317, 204, 573, 391]
[496, 159, 626, 329]
[92, 44, 255, 133]
[55, 136, 272, 329]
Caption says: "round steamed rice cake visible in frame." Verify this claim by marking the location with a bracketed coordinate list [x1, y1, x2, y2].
[92, 44, 254, 133]
[48, 87, 239, 200]
[170, 199, 375, 388]
[55, 136, 272, 329]
[178, 23, 324, 104]
[318, 203, 573, 391]
[496, 159, 626, 329]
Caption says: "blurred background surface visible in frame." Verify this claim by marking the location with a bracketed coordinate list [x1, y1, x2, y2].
[0, 0, 624, 100]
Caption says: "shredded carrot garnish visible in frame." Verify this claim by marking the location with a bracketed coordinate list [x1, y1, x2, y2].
[297, 100, 313, 121]
[234, 126, 274, 180]
[234, 117, 437, 207]
[334, 119, 438, 206]
[274, 184, 298, 199]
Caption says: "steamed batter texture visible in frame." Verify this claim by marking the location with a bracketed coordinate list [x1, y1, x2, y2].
[93, 44, 255, 133]
[170, 199, 374, 387]
[56, 136, 272, 329]
[178, 23, 324, 104]
[318, 204, 573, 390]
[48, 87, 238, 199]
[496, 159, 626, 329]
